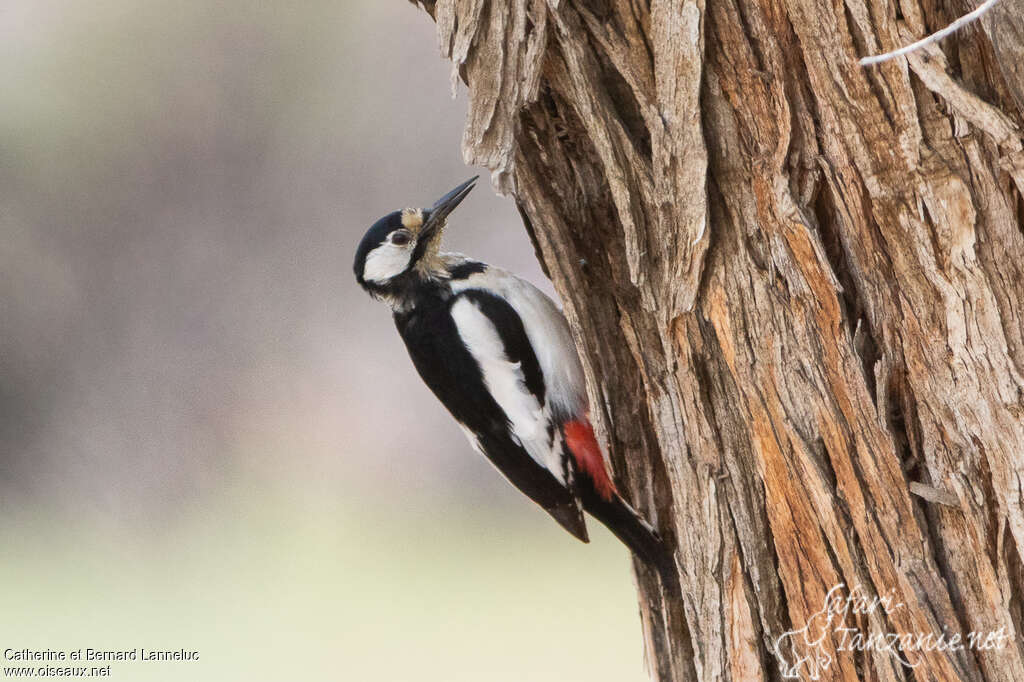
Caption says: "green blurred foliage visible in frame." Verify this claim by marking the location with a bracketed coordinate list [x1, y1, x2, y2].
[0, 485, 647, 681]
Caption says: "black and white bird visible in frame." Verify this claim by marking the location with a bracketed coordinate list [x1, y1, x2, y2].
[354, 177, 676, 586]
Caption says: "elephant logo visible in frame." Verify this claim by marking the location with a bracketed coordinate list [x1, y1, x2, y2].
[773, 585, 847, 679]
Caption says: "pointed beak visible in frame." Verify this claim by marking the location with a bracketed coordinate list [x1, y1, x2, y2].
[419, 176, 478, 241]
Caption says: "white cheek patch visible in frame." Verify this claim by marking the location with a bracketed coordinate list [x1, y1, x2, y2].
[362, 242, 413, 283]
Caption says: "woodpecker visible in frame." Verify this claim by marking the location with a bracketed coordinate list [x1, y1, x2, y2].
[354, 177, 677, 587]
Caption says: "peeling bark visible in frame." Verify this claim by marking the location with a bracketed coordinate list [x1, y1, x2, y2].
[409, 0, 1024, 679]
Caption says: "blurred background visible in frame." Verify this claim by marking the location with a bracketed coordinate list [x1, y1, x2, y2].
[0, 1, 647, 680]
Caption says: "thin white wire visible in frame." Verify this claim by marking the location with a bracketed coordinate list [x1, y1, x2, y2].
[859, 0, 1003, 66]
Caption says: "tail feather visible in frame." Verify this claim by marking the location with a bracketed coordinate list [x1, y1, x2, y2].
[581, 487, 680, 595]
[562, 417, 680, 595]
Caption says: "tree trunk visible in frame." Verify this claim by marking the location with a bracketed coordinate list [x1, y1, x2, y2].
[409, 0, 1024, 679]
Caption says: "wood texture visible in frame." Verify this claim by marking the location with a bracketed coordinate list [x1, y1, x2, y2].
[409, 0, 1024, 679]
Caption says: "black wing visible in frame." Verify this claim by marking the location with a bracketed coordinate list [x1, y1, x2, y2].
[394, 289, 587, 542]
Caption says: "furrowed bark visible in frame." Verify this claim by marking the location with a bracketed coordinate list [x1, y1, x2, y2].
[408, 0, 1024, 679]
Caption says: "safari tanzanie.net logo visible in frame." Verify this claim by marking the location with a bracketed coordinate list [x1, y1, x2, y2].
[773, 583, 1010, 680]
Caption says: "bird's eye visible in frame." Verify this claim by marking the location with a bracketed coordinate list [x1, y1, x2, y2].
[391, 231, 411, 246]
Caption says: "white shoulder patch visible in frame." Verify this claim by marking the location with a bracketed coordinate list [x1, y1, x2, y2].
[450, 295, 566, 483]
[450, 265, 587, 419]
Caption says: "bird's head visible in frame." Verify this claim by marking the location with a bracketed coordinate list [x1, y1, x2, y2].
[354, 176, 478, 301]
